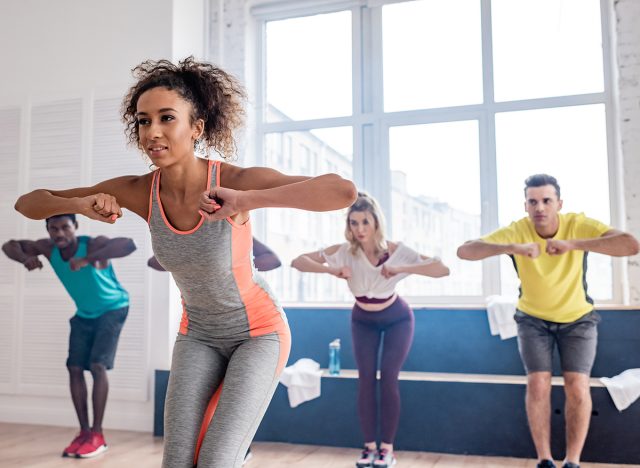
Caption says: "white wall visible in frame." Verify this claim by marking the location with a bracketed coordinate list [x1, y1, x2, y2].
[0, 0, 174, 104]
[173, 0, 207, 61]
[616, 0, 640, 302]
[0, 0, 206, 432]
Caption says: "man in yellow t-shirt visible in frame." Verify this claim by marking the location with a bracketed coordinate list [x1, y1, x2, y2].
[457, 174, 639, 468]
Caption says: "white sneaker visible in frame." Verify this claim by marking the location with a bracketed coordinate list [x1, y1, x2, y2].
[356, 447, 376, 467]
[373, 448, 396, 467]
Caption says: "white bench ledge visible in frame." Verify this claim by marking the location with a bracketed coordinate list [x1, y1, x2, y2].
[321, 369, 605, 387]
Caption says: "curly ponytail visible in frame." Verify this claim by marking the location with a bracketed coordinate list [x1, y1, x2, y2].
[122, 56, 247, 160]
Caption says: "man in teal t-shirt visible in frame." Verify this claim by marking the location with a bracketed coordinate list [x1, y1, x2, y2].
[2, 214, 136, 459]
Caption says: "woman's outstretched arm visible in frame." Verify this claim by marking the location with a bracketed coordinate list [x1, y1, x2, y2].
[14, 175, 151, 222]
[199, 164, 357, 221]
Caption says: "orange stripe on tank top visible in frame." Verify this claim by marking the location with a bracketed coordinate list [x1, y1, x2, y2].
[179, 297, 189, 335]
[230, 225, 286, 336]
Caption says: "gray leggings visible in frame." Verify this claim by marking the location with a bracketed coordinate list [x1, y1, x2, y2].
[162, 331, 290, 468]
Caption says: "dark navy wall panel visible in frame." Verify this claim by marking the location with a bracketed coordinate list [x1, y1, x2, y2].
[155, 307, 640, 463]
[285, 308, 355, 371]
[154, 370, 169, 437]
[284, 307, 525, 375]
[594, 310, 640, 376]
[255, 379, 640, 464]
[284, 307, 640, 377]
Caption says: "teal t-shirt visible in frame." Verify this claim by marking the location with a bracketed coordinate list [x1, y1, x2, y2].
[49, 236, 129, 319]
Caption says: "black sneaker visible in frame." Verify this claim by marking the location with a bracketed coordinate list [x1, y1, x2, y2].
[562, 463, 580, 468]
[537, 460, 556, 468]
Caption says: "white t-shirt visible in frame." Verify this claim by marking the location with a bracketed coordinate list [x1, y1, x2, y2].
[322, 242, 423, 299]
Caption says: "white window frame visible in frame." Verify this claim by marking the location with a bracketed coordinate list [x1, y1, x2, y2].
[251, 0, 624, 305]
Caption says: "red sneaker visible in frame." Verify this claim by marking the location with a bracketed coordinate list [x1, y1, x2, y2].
[62, 430, 91, 457]
[75, 431, 108, 458]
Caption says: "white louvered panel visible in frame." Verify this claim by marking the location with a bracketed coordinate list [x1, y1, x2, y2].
[0, 203, 22, 288]
[116, 290, 146, 342]
[0, 107, 20, 197]
[92, 97, 148, 182]
[29, 100, 82, 191]
[20, 293, 73, 390]
[109, 297, 147, 396]
[0, 296, 16, 385]
[24, 217, 50, 239]
[0, 108, 21, 289]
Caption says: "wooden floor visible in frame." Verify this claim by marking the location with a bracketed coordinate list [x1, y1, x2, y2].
[1, 423, 637, 468]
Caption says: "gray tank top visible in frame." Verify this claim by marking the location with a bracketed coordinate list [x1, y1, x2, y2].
[148, 160, 286, 340]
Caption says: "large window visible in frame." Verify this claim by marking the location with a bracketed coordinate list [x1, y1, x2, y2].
[252, 0, 618, 304]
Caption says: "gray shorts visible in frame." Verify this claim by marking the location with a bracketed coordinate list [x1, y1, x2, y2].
[514, 309, 601, 375]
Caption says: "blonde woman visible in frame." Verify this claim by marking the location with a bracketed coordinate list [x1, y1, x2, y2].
[292, 192, 449, 468]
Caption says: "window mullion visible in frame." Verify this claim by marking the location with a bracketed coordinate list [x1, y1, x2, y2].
[352, 5, 365, 190]
[480, 0, 500, 297]
[361, 3, 392, 235]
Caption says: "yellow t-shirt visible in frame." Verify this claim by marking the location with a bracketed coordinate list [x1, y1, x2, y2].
[482, 213, 611, 323]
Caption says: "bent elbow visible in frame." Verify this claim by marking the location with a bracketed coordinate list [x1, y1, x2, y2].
[14, 196, 26, 215]
[618, 233, 640, 256]
[456, 246, 470, 260]
[343, 180, 358, 206]
[14, 191, 44, 220]
[290, 257, 302, 271]
[127, 239, 137, 254]
[330, 175, 357, 208]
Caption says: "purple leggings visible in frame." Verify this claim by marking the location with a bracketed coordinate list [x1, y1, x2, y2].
[351, 296, 414, 444]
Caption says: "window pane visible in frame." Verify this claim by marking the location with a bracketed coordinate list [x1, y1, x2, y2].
[495, 104, 612, 300]
[492, 0, 604, 102]
[265, 11, 352, 122]
[262, 128, 353, 303]
[389, 122, 482, 296]
[383, 0, 483, 112]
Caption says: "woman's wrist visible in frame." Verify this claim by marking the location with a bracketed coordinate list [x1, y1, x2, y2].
[237, 190, 256, 211]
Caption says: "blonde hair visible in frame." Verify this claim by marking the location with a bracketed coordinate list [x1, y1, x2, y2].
[345, 192, 387, 255]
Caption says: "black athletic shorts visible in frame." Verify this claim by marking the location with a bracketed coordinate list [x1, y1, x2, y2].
[66, 306, 128, 370]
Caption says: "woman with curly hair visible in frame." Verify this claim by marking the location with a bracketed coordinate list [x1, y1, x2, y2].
[15, 56, 357, 467]
[291, 192, 449, 468]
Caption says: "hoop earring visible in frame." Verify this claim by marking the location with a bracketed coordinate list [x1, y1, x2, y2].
[194, 138, 207, 157]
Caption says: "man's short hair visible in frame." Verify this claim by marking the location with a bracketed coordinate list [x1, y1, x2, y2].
[45, 214, 77, 227]
[524, 174, 561, 199]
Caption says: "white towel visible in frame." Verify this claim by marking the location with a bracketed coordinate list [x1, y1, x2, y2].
[600, 369, 640, 411]
[279, 358, 323, 408]
[486, 295, 518, 340]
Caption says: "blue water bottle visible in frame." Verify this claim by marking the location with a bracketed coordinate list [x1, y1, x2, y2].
[329, 339, 341, 375]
